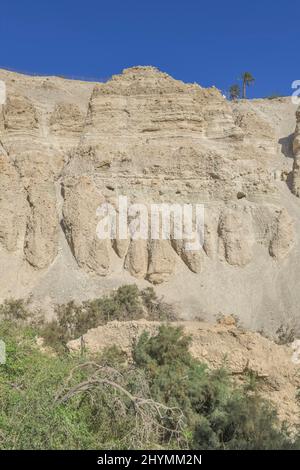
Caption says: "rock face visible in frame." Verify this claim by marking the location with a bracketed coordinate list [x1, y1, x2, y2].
[292, 106, 300, 196]
[0, 66, 299, 332]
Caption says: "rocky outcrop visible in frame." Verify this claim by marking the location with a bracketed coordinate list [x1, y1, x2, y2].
[0, 151, 27, 252]
[292, 106, 300, 196]
[218, 207, 254, 266]
[62, 177, 112, 276]
[24, 181, 59, 268]
[3, 94, 38, 131]
[269, 209, 295, 260]
[60, 67, 294, 281]
[0, 66, 299, 330]
[49, 103, 84, 135]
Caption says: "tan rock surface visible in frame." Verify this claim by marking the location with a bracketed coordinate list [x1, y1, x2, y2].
[0, 66, 299, 332]
[292, 106, 300, 196]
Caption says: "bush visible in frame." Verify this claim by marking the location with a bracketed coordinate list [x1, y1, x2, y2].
[133, 326, 299, 450]
[41, 285, 176, 351]
[275, 324, 295, 345]
[140, 287, 177, 321]
[0, 298, 29, 321]
[0, 321, 298, 449]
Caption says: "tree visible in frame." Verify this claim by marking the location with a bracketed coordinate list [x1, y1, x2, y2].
[229, 84, 240, 100]
[241, 72, 255, 98]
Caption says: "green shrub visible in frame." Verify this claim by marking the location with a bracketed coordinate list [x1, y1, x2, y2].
[0, 321, 298, 449]
[275, 324, 295, 345]
[140, 287, 177, 320]
[40, 320, 68, 353]
[133, 325, 299, 450]
[0, 298, 29, 321]
[0, 293, 299, 450]
[41, 285, 176, 351]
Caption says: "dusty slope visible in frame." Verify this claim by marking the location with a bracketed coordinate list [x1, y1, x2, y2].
[68, 317, 300, 426]
[0, 66, 300, 333]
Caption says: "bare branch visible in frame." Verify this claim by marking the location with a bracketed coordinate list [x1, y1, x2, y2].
[54, 362, 187, 447]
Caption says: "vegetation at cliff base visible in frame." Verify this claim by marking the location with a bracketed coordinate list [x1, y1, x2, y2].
[0, 297, 299, 450]
[40, 284, 176, 352]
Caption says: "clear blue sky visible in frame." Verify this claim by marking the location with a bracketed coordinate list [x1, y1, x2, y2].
[0, 0, 299, 98]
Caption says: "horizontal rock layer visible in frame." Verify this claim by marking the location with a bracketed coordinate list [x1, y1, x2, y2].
[0, 66, 299, 331]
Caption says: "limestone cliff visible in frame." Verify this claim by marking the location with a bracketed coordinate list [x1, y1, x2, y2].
[0, 66, 299, 332]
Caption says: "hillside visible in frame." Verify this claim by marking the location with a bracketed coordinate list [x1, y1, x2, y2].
[68, 316, 300, 427]
[0, 66, 300, 334]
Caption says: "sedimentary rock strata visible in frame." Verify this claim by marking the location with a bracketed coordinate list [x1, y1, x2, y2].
[0, 66, 299, 330]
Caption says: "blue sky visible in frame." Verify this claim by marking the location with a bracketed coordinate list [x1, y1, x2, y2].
[0, 0, 299, 98]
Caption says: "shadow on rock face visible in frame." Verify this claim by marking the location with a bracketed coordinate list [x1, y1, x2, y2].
[279, 133, 295, 159]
